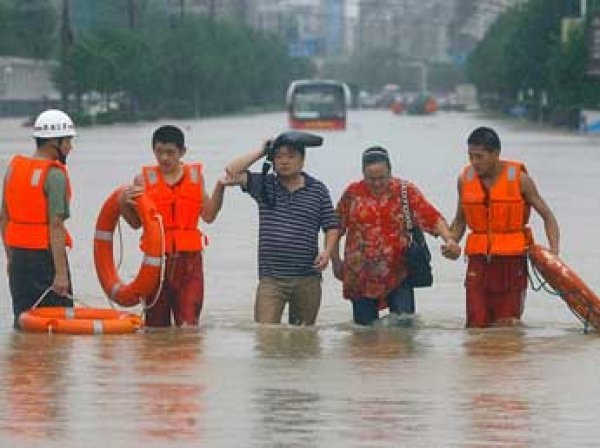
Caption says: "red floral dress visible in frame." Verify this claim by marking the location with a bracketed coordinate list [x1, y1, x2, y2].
[336, 178, 442, 309]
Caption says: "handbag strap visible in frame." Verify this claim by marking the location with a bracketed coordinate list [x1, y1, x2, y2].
[400, 180, 414, 231]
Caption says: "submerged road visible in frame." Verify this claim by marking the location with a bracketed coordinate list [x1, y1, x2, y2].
[0, 110, 599, 447]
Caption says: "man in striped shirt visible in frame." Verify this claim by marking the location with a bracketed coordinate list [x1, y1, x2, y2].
[226, 134, 339, 325]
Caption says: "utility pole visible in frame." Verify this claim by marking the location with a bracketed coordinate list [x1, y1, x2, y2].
[237, 0, 247, 26]
[208, 0, 216, 21]
[127, 0, 137, 29]
[60, 0, 74, 110]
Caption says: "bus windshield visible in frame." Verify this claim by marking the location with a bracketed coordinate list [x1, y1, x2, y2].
[291, 85, 346, 120]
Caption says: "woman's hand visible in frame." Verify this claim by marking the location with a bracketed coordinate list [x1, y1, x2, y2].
[441, 238, 461, 260]
[331, 257, 344, 281]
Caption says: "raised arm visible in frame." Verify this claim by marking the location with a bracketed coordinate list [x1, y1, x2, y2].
[201, 175, 226, 223]
[224, 142, 267, 189]
[118, 174, 144, 229]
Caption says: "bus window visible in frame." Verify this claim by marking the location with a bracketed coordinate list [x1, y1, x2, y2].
[286, 80, 349, 130]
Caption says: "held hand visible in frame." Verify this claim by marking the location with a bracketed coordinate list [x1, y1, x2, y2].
[52, 273, 70, 297]
[221, 171, 244, 186]
[441, 239, 461, 260]
[331, 258, 344, 281]
[313, 251, 330, 272]
[120, 185, 144, 206]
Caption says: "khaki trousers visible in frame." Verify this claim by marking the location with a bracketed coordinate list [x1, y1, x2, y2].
[254, 275, 322, 325]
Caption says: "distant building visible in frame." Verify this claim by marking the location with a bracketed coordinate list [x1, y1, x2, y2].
[358, 0, 455, 62]
[165, 0, 249, 23]
[0, 57, 59, 117]
[167, 0, 351, 58]
[323, 0, 346, 55]
[68, 0, 350, 58]
[357, 0, 523, 62]
[249, 0, 327, 58]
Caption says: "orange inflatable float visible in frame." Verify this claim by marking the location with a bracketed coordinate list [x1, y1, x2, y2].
[529, 244, 600, 330]
[94, 186, 163, 307]
[19, 307, 142, 334]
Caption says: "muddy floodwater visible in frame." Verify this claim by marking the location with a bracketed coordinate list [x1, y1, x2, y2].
[0, 110, 599, 447]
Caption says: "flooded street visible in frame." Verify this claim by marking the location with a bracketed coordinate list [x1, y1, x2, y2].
[0, 110, 599, 447]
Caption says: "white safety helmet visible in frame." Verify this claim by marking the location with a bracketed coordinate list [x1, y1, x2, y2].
[32, 109, 76, 139]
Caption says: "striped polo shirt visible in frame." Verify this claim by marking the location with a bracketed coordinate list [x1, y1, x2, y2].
[244, 171, 339, 278]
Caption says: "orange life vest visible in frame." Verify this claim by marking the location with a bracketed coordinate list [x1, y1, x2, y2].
[142, 163, 204, 253]
[461, 160, 531, 256]
[4, 155, 73, 249]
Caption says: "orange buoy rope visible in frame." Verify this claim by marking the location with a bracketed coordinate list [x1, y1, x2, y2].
[94, 186, 164, 307]
[19, 307, 142, 334]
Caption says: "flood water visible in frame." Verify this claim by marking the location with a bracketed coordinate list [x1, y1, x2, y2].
[0, 110, 599, 447]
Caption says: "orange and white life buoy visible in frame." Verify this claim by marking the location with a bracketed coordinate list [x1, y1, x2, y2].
[19, 307, 142, 334]
[529, 244, 600, 330]
[94, 186, 163, 307]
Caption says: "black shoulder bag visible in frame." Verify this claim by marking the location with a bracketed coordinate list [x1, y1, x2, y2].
[401, 181, 433, 288]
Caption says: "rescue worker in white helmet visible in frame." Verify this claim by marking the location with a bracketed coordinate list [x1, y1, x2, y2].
[0, 109, 76, 328]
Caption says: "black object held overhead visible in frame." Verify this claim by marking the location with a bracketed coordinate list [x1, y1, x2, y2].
[264, 131, 324, 162]
[261, 132, 324, 208]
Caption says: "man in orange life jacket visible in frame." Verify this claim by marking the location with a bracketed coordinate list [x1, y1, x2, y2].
[119, 125, 230, 327]
[442, 126, 560, 327]
[0, 109, 76, 328]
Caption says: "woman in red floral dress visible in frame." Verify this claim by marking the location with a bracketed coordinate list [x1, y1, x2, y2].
[332, 147, 460, 325]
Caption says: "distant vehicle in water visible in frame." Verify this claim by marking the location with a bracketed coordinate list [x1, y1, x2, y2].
[454, 84, 479, 112]
[406, 93, 438, 115]
[286, 79, 351, 130]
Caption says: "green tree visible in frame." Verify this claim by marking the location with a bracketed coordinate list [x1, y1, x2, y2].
[547, 21, 600, 126]
[56, 9, 313, 121]
[467, 0, 583, 117]
[10, 0, 57, 58]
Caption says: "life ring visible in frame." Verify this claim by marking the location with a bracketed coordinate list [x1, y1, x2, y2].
[529, 244, 600, 330]
[94, 186, 163, 307]
[19, 307, 142, 334]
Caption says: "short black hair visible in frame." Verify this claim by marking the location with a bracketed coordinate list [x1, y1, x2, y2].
[467, 126, 501, 152]
[152, 125, 185, 149]
[362, 146, 391, 170]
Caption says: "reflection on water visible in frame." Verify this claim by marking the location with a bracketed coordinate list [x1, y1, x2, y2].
[341, 397, 427, 448]
[252, 388, 321, 448]
[461, 329, 531, 448]
[463, 327, 526, 358]
[253, 326, 322, 358]
[467, 393, 529, 448]
[139, 383, 204, 441]
[134, 331, 205, 442]
[0, 334, 71, 441]
[1, 111, 600, 446]
[343, 326, 418, 359]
